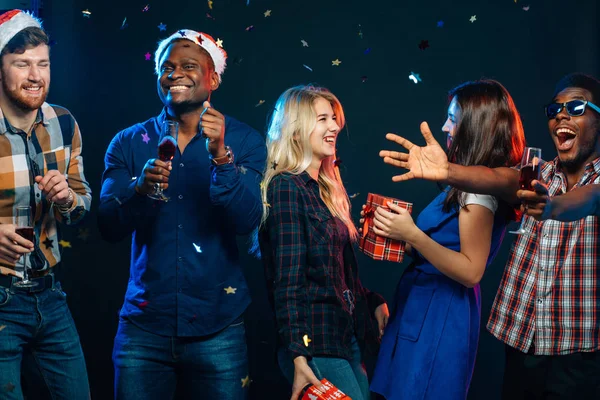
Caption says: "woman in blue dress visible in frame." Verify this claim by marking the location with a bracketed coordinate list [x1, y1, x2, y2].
[368, 80, 526, 400]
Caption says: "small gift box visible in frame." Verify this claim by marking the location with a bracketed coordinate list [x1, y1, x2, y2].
[301, 379, 351, 400]
[359, 193, 412, 263]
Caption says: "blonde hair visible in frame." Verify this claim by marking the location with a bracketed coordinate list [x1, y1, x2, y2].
[260, 85, 358, 241]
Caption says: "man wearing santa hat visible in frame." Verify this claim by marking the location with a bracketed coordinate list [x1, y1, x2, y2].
[99, 29, 266, 399]
[0, 9, 92, 399]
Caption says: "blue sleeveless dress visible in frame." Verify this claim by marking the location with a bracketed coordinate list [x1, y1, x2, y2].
[370, 190, 507, 400]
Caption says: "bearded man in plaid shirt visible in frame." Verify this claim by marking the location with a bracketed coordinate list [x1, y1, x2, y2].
[0, 10, 91, 398]
[378, 72, 600, 399]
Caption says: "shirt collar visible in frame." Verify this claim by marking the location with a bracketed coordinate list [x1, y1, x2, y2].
[0, 103, 48, 135]
[549, 155, 600, 179]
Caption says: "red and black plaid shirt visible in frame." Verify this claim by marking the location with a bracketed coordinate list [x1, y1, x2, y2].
[487, 156, 600, 355]
[259, 172, 385, 360]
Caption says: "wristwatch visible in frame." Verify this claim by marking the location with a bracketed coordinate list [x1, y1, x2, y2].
[210, 146, 234, 166]
[57, 188, 74, 212]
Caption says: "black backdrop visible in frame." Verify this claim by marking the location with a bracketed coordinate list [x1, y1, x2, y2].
[30, 0, 600, 398]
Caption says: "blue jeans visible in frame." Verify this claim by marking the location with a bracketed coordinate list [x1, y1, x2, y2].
[0, 276, 90, 399]
[113, 316, 249, 400]
[278, 336, 370, 400]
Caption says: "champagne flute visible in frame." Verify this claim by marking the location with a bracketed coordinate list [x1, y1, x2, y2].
[148, 120, 179, 201]
[509, 147, 542, 235]
[14, 206, 38, 288]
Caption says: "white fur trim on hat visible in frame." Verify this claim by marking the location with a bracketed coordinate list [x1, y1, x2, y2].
[154, 29, 227, 82]
[0, 10, 42, 54]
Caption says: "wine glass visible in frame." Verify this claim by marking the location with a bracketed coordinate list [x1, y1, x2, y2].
[509, 147, 542, 235]
[14, 206, 38, 288]
[148, 120, 179, 201]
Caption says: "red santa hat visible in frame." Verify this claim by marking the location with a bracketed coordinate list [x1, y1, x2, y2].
[154, 29, 227, 82]
[0, 10, 43, 53]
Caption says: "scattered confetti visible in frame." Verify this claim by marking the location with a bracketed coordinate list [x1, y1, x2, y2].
[58, 240, 71, 248]
[158, 22, 167, 32]
[239, 166, 248, 174]
[331, 59, 342, 66]
[208, 0, 213, 10]
[120, 17, 128, 30]
[0, 325, 5, 332]
[77, 228, 90, 241]
[409, 72, 422, 84]
[255, 100, 265, 107]
[301, 39, 309, 47]
[303, 64, 313, 71]
[361, 76, 368, 83]
[144, 52, 151, 61]
[418, 40, 430, 50]
[193, 243, 203, 253]
[142, 133, 150, 144]
[272, 161, 278, 170]
[263, 202, 271, 208]
[303, 334, 312, 347]
[233, 57, 243, 65]
[245, 25, 255, 32]
[43, 237, 54, 249]
[358, 24, 363, 39]
[349, 193, 360, 199]
[113, 196, 123, 206]
[206, 13, 215, 20]
[82, 9, 91, 18]
[216, 38, 223, 47]
[138, 300, 149, 308]
[437, 20, 444, 28]
[142, 4, 150, 12]
[264, 9, 272, 17]
[523, 5, 530, 10]
[333, 159, 342, 167]
[224, 286, 237, 294]
[241, 375, 251, 388]
[470, 15, 477, 23]
[364, 48, 371, 54]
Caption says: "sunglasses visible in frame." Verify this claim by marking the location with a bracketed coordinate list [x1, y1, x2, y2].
[545, 99, 600, 119]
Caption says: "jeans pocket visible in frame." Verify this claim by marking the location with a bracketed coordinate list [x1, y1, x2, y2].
[52, 282, 67, 299]
[397, 286, 435, 342]
[0, 287, 11, 307]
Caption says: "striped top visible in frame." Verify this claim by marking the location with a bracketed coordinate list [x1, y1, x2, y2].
[0, 102, 91, 276]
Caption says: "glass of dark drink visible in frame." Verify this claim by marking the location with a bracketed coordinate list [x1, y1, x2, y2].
[509, 147, 542, 235]
[14, 205, 38, 288]
[148, 120, 179, 201]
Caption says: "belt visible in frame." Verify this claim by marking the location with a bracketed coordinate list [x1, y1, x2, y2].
[0, 273, 56, 293]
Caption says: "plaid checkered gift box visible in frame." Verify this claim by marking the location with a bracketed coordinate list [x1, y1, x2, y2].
[358, 193, 412, 263]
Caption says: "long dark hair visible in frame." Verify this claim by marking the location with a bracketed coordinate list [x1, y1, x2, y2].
[443, 80, 525, 220]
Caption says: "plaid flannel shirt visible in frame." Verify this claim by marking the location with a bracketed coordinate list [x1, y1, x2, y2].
[487, 156, 600, 355]
[0, 102, 91, 276]
[259, 172, 385, 360]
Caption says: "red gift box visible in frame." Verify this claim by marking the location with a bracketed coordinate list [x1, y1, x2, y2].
[301, 379, 351, 400]
[358, 193, 412, 263]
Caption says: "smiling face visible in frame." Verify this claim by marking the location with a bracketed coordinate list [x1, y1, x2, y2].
[548, 87, 600, 171]
[0, 44, 50, 111]
[156, 40, 219, 112]
[442, 96, 461, 149]
[309, 97, 340, 164]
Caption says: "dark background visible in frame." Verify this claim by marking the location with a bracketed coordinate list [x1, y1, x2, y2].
[14, 0, 600, 398]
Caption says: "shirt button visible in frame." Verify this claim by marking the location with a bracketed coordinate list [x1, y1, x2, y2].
[179, 163, 184, 168]
[538, 299, 543, 304]
[178, 224, 183, 229]
[178, 195, 183, 200]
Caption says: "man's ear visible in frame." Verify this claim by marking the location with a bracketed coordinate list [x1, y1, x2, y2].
[210, 70, 219, 91]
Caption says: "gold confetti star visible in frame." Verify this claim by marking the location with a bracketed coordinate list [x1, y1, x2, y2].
[264, 9, 272, 17]
[469, 15, 477, 23]
[224, 286, 237, 294]
[331, 59, 341, 66]
[58, 240, 71, 248]
[208, 0, 213, 9]
[255, 100, 265, 107]
[216, 38, 223, 48]
[0, 325, 6, 332]
[303, 334, 312, 347]
[241, 375, 251, 388]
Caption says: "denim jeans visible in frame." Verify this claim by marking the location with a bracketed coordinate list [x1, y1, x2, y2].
[113, 316, 249, 400]
[0, 277, 90, 399]
[278, 336, 371, 400]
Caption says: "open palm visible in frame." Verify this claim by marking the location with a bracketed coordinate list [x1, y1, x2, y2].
[380, 122, 449, 183]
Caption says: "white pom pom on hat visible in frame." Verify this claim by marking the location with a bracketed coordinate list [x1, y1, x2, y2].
[0, 10, 43, 54]
[154, 29, 227, 82]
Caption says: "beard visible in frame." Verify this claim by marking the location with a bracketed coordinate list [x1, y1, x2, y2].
[1, 78, 48, 111]
[559, 134, 600, 172]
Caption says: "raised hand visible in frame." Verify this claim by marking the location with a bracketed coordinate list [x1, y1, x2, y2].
[380, 122, 449, 183]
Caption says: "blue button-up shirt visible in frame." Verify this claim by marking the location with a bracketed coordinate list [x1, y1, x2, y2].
[99, 108, 266, 337]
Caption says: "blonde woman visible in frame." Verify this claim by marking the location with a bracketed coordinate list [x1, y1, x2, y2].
[258, 85, 389, 400]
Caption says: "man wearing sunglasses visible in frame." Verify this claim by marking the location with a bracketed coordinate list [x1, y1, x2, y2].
[0, 9, 92, 398]
[378, 72, 600, 398]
